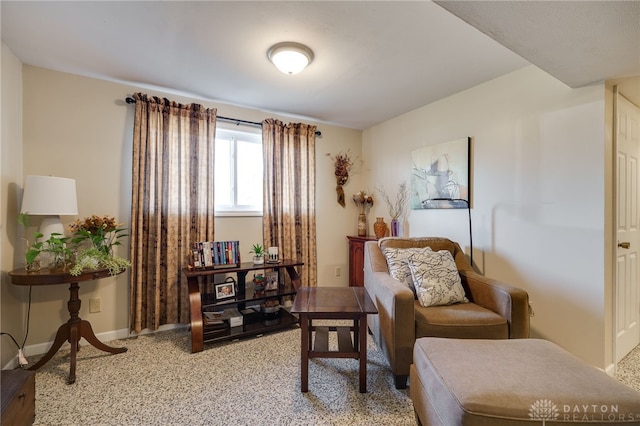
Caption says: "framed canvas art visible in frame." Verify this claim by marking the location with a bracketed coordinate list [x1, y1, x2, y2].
[411, 137, 470, 209]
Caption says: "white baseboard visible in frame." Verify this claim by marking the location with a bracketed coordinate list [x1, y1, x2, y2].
[605, 362, 617, 376]
[2, 324, 188, 370]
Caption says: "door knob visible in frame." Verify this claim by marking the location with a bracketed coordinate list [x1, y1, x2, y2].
[618, 242, 631, 249]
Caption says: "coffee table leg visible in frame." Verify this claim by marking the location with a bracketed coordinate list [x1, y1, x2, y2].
[300, 313, 309, 392]
[359, 315, 367, 393]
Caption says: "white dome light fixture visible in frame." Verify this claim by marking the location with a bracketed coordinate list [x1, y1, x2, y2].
[267, 42, 314, 75]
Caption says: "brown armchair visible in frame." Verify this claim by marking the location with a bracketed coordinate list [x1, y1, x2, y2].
[364, 237, 530, 389]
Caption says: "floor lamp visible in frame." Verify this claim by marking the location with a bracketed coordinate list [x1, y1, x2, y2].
[427, 198, 473, 267]
[20, 175, 78, 261]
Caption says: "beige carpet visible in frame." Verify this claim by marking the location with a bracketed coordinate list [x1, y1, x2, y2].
[31, 325, 414, 425]
[28, 327, 640, 425]
[616, 344, 640, 393]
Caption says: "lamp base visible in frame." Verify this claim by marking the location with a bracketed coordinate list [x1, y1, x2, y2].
[39, 216, 65, 242]
[38, 216, 64, 268]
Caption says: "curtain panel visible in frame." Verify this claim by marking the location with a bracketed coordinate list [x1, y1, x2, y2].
[262, 118, 317, 287]
[130, 93, 216, 332]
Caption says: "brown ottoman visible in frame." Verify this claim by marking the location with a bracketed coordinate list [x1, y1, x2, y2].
[410, 338, 640, 425]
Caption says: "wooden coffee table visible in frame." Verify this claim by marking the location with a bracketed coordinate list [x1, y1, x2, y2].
[291, 287, 378, 393]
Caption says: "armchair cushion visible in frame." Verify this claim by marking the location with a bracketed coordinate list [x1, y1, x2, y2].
[415, 301, 508, 339]
[408, 249, 469, 307]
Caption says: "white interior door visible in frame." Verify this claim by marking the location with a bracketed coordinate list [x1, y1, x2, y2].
[615, 92, 640, 363]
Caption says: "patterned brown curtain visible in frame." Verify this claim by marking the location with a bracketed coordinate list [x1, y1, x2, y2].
[262, 119, 317, 287]
[130, 93, 216, 332]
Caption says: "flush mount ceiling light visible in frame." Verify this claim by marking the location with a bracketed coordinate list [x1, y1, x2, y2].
[267, 42, 314, 75]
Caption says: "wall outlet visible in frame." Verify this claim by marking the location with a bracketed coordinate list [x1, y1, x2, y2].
[89, 297, 101, 313]
[335, 266, 341, 277]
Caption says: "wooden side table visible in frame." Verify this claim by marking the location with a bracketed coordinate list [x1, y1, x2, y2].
[291, 287, 378, 393]
[347, 236, 378, 287]
[8, 268, 127, 384]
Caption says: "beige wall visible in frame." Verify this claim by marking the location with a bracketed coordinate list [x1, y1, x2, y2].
[2, 65, 362, 364]
[4, 58, 634, 373]
[363, 65, 610, 369]
[1, 43, 26, 368]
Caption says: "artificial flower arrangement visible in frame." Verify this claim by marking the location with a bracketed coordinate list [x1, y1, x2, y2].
[352, 190, 374, 214]
[68, 215, 131, 276]
[328, 151, 354, 207]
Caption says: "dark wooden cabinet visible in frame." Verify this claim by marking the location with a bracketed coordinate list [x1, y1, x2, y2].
[347, 236, 378, 287]
[1, 369, 35, 426]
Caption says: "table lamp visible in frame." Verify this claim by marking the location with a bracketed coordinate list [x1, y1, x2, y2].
[20, 175, 78, 241]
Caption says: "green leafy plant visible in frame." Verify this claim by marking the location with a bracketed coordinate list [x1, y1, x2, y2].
[249, 243, 264, 257]
[43, 233, 73, 271]
[24, 233, 44, 266]
[18, 213, 43, 269]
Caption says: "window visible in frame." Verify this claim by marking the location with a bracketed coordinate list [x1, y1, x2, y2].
[215, 127, 263, 216]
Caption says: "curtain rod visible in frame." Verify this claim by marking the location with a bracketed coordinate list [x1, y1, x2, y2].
[125, 97, 322, 137]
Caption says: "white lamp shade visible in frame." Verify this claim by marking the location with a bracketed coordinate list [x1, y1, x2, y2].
[268, 42, 314, 75]
[20, 175, 78, 216]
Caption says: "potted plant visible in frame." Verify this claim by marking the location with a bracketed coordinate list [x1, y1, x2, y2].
[249, 243, 265, 265]
[69, 215, 131, 276]
[18, 213, 43, 271]
[44, 233, 73, 272]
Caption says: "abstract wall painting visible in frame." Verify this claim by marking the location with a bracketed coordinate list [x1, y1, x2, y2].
[411, 137, 470, 209]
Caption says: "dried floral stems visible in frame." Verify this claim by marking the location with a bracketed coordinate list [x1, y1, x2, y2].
[378, 182, 409, 220]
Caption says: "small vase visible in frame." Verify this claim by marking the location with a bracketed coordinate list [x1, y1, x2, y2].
[357, 213, 367, 237]
[390, 219, 400, 237]
[373, 217, 388, 239]
[253, 255, 264, 265]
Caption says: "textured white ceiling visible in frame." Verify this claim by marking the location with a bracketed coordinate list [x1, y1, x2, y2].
[1, 1, 638, 129]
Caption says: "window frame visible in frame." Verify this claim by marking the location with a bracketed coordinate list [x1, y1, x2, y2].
[214, 125, 263, 217]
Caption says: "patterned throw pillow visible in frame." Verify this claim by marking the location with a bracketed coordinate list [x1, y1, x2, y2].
[407, 249, 469, 307]
[382, 246, 433, 296]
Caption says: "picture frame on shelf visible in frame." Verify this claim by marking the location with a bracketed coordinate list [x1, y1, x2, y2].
[215, 282, 235, 299]
[265, 270, 279, 291]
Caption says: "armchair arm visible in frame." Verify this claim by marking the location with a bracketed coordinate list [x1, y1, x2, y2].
[364, 242, 415, 376]
[460, 270, 530, 338]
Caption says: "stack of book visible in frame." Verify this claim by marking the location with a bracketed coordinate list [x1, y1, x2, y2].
[192, 241, 240, 268]
[203, 308, 243, 327]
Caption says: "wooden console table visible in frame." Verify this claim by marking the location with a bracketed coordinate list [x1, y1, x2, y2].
[8, 268, 127, 384]
[183, 259, 304, 353]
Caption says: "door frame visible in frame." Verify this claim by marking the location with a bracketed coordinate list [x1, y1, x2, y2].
[611, 84, 640, 372]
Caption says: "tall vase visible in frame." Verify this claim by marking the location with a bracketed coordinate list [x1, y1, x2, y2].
[357, 213, 367, 237]
[373, 217, 388, 239]
[390, 219, 400, 237]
